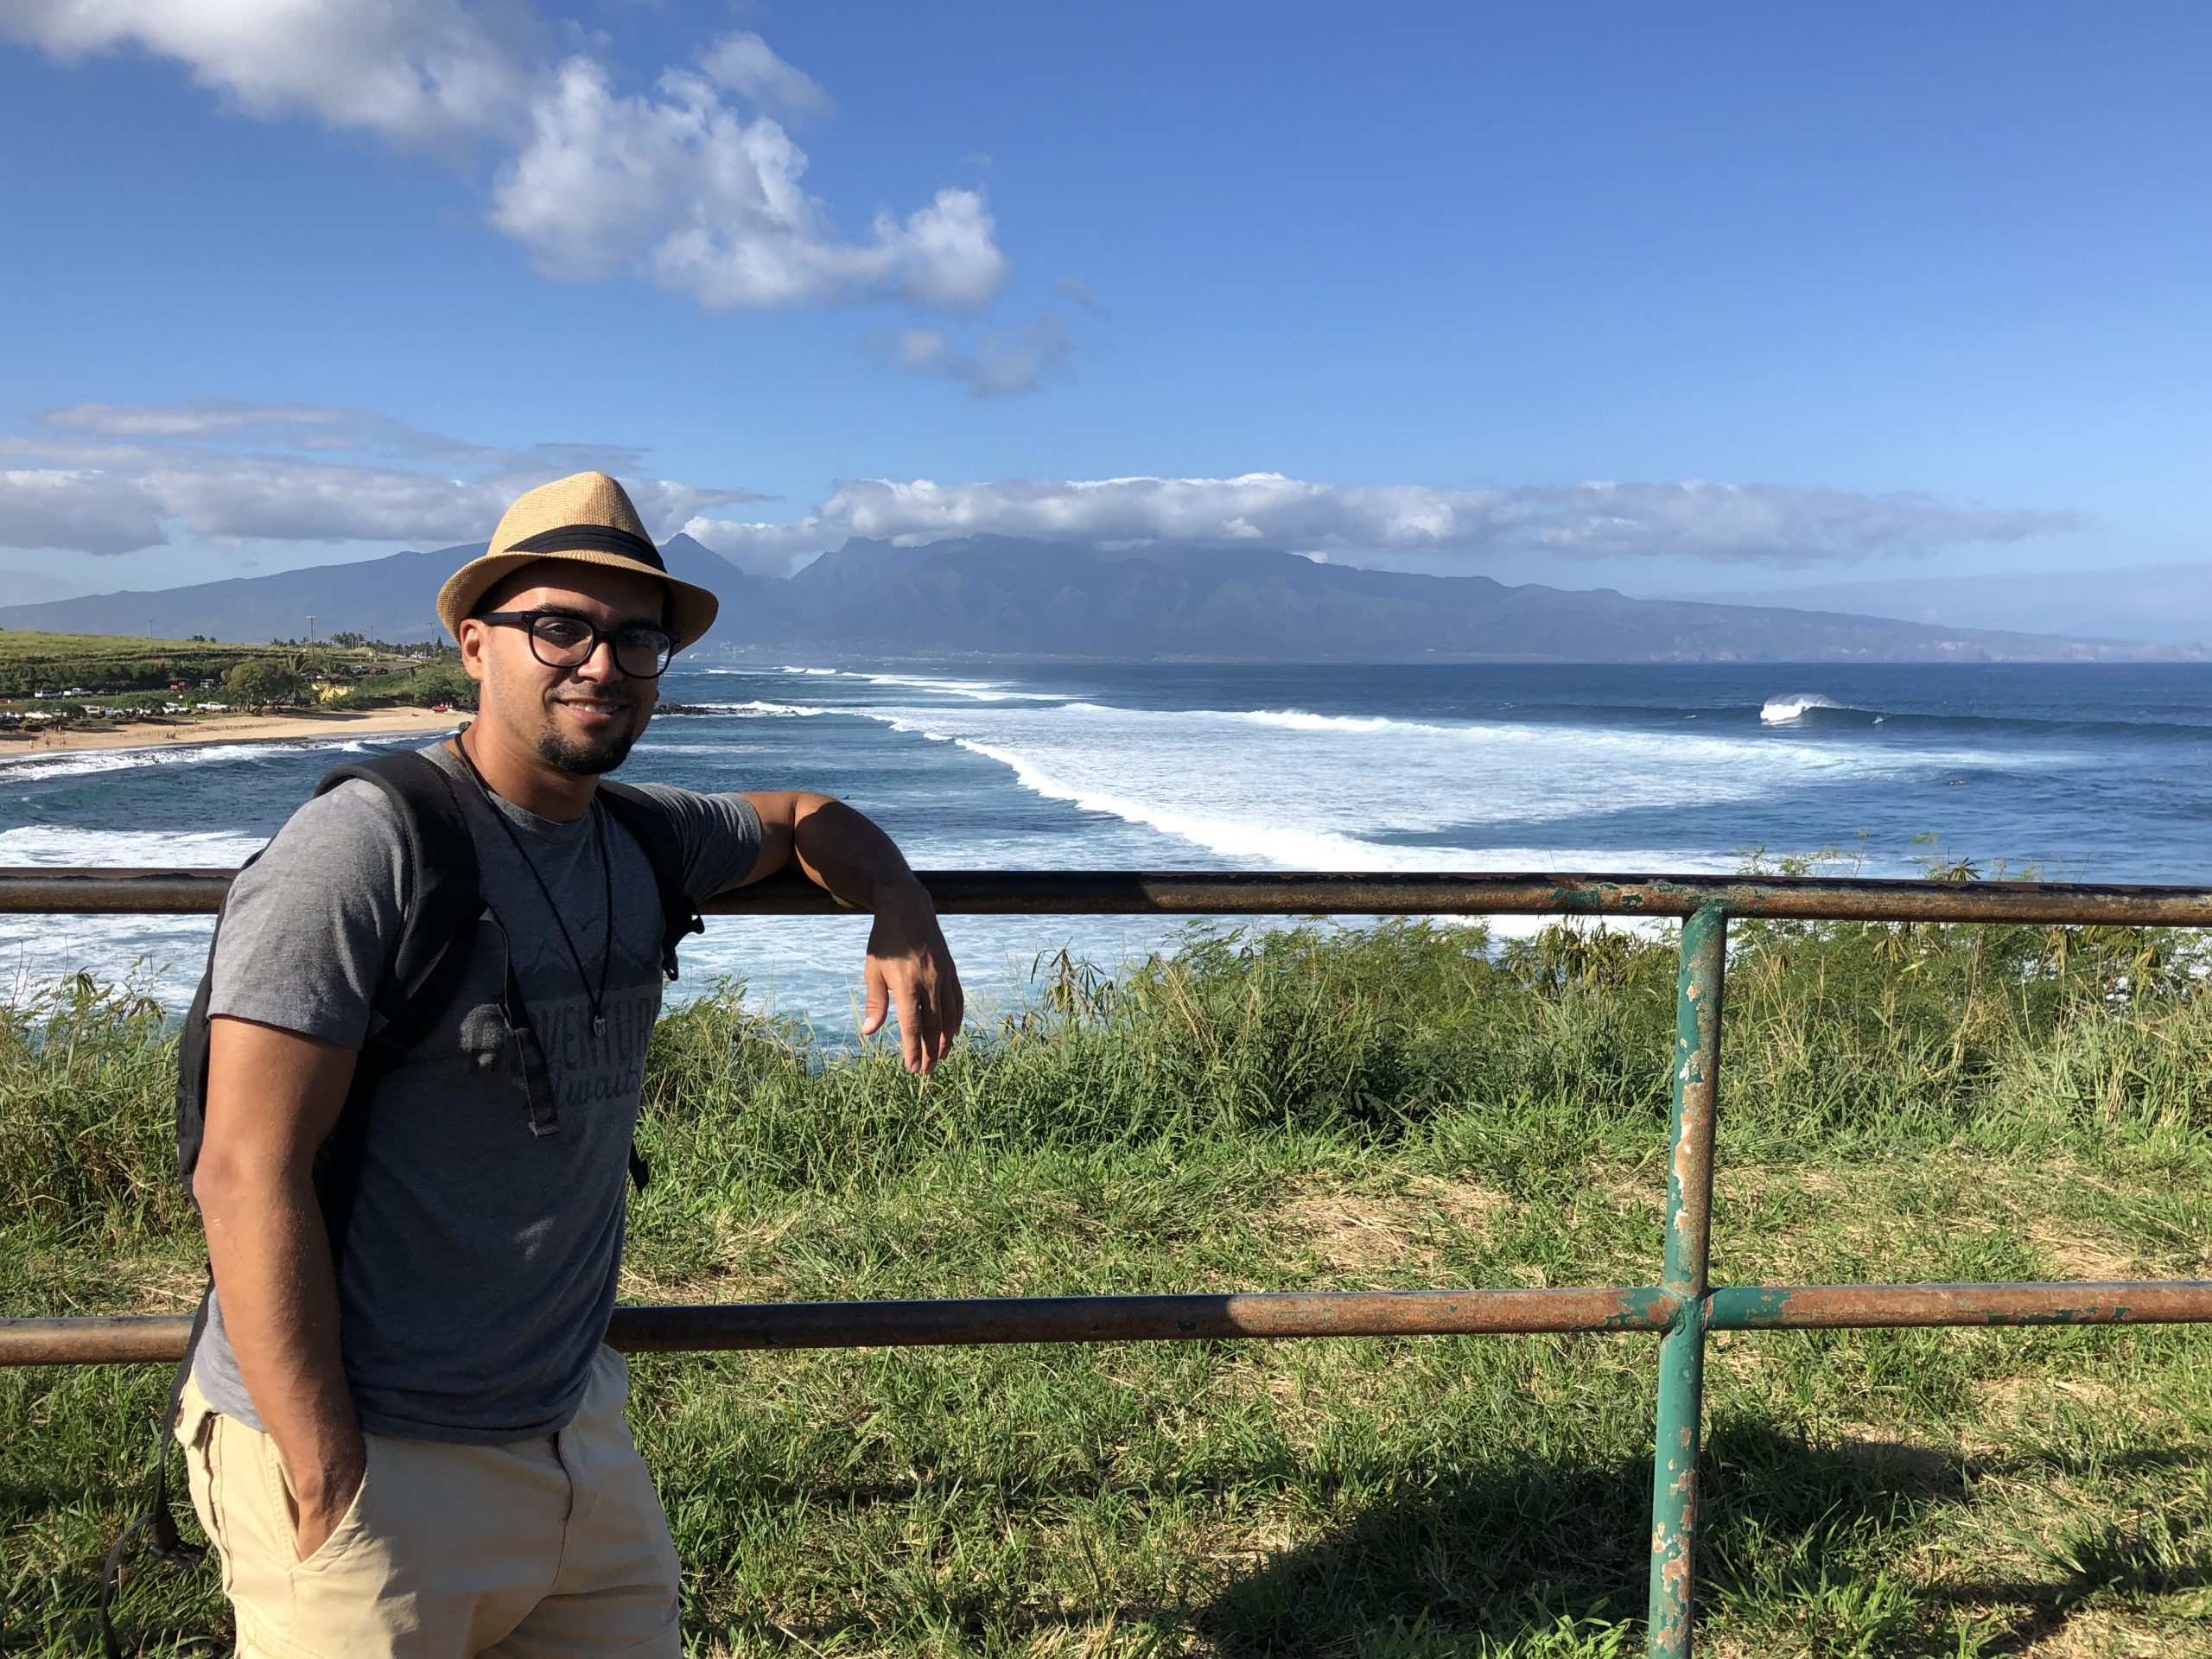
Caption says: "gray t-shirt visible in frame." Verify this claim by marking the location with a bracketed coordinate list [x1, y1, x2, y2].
[191, 741, 761, 1445]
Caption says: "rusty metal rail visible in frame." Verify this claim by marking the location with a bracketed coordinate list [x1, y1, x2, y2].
[15, 864, 2212, 924]
[12, 1280, 2206, 1369]
[6, 865, 2211, 1657]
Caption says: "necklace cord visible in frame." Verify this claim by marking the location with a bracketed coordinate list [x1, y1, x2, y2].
[453, 737, 615, 1033]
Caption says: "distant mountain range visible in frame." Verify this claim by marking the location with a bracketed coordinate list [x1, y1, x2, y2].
[1, 533, 2198, 662]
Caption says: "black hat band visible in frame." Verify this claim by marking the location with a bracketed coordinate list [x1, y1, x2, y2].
[506, 523, 666, 572]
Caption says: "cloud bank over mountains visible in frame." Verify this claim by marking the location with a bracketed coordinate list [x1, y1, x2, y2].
[0, 400, 2088, 576]
[687, 474, 2091, 574]
[0, 3, 1007, 318]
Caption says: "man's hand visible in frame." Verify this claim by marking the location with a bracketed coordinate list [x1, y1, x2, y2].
[861, 883, 964, 1071]
[288, 1444, 366, 1560]
[738, 793, 967, 1073]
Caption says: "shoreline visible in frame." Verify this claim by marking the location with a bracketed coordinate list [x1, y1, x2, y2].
[0, 706, 462, 764]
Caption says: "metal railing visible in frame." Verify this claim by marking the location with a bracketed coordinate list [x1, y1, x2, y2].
[5, 866, 2212, 1657]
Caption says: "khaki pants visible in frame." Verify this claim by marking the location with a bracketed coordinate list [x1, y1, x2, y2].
[176, 1347, 681, 1658]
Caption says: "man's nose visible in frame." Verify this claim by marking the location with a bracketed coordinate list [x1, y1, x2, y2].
[572, 637, 627, 681]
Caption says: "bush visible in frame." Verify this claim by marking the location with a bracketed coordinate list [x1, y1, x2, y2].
[329, 660, 478, 711]
[408, 661, 478, 709]
[223, 659, 303, 709]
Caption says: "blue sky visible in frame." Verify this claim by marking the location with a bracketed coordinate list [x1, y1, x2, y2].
[1, 2, 2206, 632]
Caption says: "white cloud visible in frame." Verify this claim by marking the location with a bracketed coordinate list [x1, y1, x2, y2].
[41, 400, 354, 440]
[0, 0, 532, 151]
[136, 455, 516, 545]
[37, 399, 503, 462]
[0, 400, 764, 555]
[700, 31, 829, 122]
[11, 398, 2086, 579]
[687, 474, 2090, 575]
[492, 58, 1006, 311]
[862, 315, 1070, 397]
[0, 6, 1007, 315]
[0, 468, 168, 557]
[1520, 480, 2090, 565]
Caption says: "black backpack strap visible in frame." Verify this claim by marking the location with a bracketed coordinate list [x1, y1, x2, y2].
[311, 750, 485, 1258]
[595, 782, 705, 982]
[315, 748, 484, 1037]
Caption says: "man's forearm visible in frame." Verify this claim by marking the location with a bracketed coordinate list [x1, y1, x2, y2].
[199, 1165, 364, 1534]
[760, 791, 963, 1069]
[787, 796, 931, 912]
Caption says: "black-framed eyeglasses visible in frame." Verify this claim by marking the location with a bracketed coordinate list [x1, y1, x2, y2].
[478, 610, 676, 679]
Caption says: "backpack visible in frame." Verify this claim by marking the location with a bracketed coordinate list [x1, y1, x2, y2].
[99, 748, 704, 1655]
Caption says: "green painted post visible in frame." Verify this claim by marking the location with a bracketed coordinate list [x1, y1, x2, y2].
[1647, 904, 1727, 1659]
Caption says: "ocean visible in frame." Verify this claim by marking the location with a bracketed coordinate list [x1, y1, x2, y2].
[5, 660, 2211, 1032]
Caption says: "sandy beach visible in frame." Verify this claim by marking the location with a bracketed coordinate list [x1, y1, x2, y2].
[0, 705, 462, 763]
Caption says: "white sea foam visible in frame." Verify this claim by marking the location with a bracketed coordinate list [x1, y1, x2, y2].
[852, 671, 1058, 703]
[948, 736, 1410, 868]
[0, 824, 265, 866]
[696, 701, 836, 718]
[838, 696, 1991, 871]
[0, 736, 391, 783]
[1761, 692, 1850, 723]
[0, 824, 263, 1002]
[702, 664, 1055, 702]
[1241, 709, 1447, 735]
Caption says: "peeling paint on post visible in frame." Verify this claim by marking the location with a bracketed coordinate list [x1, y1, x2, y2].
[1648, 905, 1726, 1659]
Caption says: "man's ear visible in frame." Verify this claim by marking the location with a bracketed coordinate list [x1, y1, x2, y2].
[456, 619, 489, 684]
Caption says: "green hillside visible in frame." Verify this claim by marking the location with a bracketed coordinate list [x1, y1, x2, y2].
[0, 630, 305, 699]
[0, 628, 470, 721]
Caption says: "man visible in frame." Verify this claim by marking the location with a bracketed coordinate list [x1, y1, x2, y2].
[178, 472, 962, 1656]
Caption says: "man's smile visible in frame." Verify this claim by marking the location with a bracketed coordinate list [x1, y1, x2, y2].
[553, 694, 633, 726]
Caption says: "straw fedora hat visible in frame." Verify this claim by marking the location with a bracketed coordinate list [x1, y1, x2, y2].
[436, 471, 720, 651]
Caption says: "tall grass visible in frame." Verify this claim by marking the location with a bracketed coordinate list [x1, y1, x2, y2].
[4, 912, 2210, 1655]
[632, 912, 2212, 1192]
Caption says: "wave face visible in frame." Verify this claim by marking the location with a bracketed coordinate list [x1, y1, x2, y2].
[7, 658, 2212, 1024]
[1760, 692, 1852, 723]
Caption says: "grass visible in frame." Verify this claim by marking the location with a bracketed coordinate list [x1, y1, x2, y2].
[3, 910, 2210, 1656]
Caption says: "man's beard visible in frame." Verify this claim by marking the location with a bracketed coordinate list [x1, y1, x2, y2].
[536, 709, 639, 774]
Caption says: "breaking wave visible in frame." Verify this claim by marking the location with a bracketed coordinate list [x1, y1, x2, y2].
[1760, 692, 1855, 723]
[0, 739, 365, 783]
